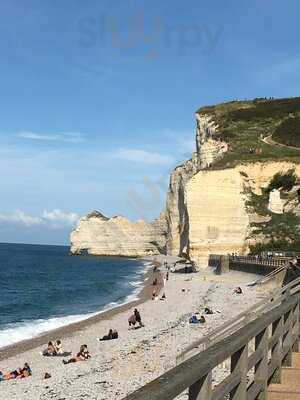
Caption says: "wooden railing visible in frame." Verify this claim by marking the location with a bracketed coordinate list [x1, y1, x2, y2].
[123, 278, 300, 400]
[230, 255, 288, 269]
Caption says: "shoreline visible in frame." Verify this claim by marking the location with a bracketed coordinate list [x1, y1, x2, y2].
[0, 260, 163, 362]
[0, 265, 264, 400]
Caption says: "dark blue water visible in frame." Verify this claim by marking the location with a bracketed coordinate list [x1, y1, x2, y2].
[0, 243, 148, 347]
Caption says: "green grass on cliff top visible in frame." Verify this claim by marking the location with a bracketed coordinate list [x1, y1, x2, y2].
[197, 97, 300, 168]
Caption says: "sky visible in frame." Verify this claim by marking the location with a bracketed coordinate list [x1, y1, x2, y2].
[0, 0, 300, 245]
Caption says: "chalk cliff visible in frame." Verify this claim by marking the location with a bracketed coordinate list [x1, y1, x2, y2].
[186, 162, 300, 267]
[166, 114, 228, 256]
[70, 211, 167, 257]
[71, 98, 300, 263]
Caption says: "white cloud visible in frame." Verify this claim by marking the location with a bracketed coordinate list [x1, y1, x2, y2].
[0, 209, 79, 228]
[42, 209, 79, 226]
[0, 210, 42, 226]
[16, 132, 84, 143]
[114, 148, 175, 165]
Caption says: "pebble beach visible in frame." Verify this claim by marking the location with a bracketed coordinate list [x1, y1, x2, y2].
[0, 256, 265, 400]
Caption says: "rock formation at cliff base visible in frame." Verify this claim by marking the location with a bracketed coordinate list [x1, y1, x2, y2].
[70, 211, 167, 257]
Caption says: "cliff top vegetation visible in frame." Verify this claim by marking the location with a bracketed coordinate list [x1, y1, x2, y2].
[197, 97, 300, 168]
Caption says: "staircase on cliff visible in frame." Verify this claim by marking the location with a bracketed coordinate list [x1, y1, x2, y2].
[268, 352, 300, 399]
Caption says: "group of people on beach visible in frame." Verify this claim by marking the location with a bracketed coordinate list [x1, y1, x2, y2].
[189, 307, 214, 325]
[1, 260, 170, 384]
[43, 340, 63, 356]
[0, 306, 143, 383]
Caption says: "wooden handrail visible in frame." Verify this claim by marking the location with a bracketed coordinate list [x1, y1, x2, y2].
[123, 280, 300, 400]
[229, 255, 288, 268]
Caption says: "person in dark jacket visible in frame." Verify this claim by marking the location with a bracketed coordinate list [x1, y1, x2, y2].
[134, 308, 144, 327]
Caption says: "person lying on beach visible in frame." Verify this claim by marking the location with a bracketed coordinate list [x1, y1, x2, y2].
[99, 329, 118, 341]
[204, 307, 213, 314]
[189, 315, 206, 324]
[234, 287, 243, 294]
[63, 344, 91, 364]
[3, 369, 22, 380]
[1, 363, 32, 381]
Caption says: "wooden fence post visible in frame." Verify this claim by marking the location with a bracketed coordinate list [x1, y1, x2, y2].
[292, 302, 300, 352]
[220, 255, 230, 274]
[270, 316, 283, 384]
[283, 309, 293, 367]
[254, 327, 269, 400]
[230, 344, 248, 400]
[189, 372, 212, 400]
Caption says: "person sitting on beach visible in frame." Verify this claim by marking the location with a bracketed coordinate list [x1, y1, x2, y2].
[160, 293, 166, 300]
[55, 340, 63, 354]
[152, 278, 158, 286]
[63, 344, 91, 364]
[134, 308, 144, 327]
[189, 315, 206, 324]
[43, 341, 57, 356]
[128, 314, 136, 329]
[42, 340, 71, 357]
[152, 290, 157, 300]
[99, 329, 118, 341]
[204, 307, 213, 315]
[234, 287, 243, 294]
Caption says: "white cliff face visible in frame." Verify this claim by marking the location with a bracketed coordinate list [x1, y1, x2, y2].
[186, 168, 250, 267]
[70, 211, 167, 257]
[166, 154, 198, 256]
[166, 114, 228, 256]
[185, 162, 300, 268]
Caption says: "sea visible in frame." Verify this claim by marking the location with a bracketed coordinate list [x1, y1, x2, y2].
[0, 242, 150, 349]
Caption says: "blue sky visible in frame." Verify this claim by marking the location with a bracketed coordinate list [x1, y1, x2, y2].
[0, 0, 300, 245]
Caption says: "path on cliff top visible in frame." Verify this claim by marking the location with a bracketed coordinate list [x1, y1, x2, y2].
[261, 134, 300, 151]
